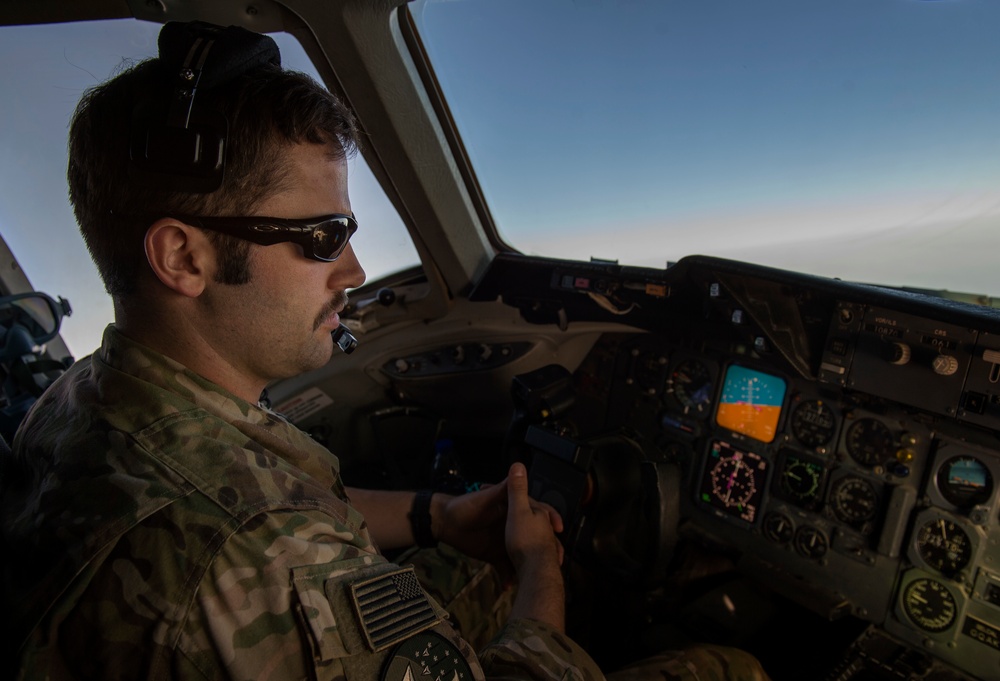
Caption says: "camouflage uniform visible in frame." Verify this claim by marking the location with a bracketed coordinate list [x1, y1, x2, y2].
[1, 326, 769, 681]
[0, 326, 605, 681]
[406, 548, 771, 681]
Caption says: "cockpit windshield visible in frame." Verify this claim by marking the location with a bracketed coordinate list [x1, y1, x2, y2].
[410, 0, 1000, 297]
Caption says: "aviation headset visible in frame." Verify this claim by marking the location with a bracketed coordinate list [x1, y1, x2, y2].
[128, 20, 281, 193]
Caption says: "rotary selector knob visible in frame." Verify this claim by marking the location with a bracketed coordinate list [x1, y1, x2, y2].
[932, 355, 959, 376]
[889, 342, 911, 365]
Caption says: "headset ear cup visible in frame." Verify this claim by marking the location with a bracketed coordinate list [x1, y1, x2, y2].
[128, 102, 227, 193]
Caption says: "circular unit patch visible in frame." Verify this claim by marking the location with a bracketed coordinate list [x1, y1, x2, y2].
[381, 631, 474, 681]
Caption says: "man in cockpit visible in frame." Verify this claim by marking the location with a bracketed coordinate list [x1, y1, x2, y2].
[0, 21, 768, 681]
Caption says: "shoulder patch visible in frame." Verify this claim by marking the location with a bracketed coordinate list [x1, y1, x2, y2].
[350, 566, 440, 651]
[381, 631, 474, 681]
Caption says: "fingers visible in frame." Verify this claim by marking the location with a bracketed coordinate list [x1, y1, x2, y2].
[541, 503, 564, 534]
[506, 462, 531, 512]
[505, 463, 564, 533]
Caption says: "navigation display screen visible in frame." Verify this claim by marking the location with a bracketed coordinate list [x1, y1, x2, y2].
[715, 365, 787, 443]
[698, 440, 769, 524]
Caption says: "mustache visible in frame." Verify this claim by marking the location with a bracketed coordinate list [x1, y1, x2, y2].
[314, 291, 350, 331]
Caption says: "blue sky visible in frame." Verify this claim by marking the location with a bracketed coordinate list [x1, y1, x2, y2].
[3, 1, 1000, 354]
[413, 0, 1000, 286]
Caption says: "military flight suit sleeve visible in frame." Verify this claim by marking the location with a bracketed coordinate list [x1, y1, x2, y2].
[181, 507, 606, 681]
[478, 618, 605, 681]
[178, 507, 388, 680]
[180, 506, 488, 681]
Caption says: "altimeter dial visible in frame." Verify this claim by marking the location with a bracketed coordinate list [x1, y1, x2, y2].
[915, 518, 972, 576]
[791, 399, 837, 449]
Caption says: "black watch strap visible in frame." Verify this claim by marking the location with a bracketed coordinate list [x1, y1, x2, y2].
[408, 489, 438, 548]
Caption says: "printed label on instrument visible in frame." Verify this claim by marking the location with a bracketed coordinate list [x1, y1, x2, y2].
[962, 615, 1000, 652]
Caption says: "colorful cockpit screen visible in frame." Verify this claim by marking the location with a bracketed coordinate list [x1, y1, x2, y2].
[715, 365, 787, 443]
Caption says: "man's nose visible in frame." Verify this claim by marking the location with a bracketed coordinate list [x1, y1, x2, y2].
[332, 243, 366, 290]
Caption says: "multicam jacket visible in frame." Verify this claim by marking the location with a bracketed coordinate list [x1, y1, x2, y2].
[0, 326, 603, 681]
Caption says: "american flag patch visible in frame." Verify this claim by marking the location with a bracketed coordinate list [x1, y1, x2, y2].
[349, 566, 440, 651]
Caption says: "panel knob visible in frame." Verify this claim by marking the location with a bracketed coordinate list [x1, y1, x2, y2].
[888, 342, 911, 365]
[932, 355, 958, 376]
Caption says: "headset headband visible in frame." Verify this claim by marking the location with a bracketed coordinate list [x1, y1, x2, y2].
[128, 21, 281, 193]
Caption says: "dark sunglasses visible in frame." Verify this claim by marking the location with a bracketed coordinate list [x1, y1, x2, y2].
[174, 213, 358, 262]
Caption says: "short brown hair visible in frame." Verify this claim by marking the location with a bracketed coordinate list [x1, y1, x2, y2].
[68, 57, 359, 298]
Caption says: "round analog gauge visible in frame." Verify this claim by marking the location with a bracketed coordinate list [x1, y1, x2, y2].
[915, 518, 972, 576]
[936, 455, 994, 508]
[829, 476, 879, 527]
[777, 453, 825, 510]
[791, 399, 837, 449]
[845, 418, 895, 467]
[669, 359, 713, 416]
[763, 512, 794, 544]
[794, 526, 828, 559]
[902, 578, 957, 633]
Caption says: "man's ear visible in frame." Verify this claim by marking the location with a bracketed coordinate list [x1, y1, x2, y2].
[144, 218, 212, 298]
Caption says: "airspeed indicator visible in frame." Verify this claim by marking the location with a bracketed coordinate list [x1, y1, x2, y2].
[668, 358, 714, 416]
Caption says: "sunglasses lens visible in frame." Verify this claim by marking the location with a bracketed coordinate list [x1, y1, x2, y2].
[313, 217, 354, 261]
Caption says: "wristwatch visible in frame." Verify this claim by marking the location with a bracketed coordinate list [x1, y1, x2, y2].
[408, 489, 438, 548]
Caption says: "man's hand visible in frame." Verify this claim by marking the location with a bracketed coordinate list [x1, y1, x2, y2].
[503, 463, 564, 570]
[503, 461, 566, 631]
[431, 482, 508, 566]
[432, 471, 564, 569]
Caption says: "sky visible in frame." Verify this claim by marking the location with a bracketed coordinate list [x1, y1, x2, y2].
[3, 0, 1000, 355]
[413, 0, 1000, 290]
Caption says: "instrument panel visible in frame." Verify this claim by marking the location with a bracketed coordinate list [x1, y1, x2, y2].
[566, 294, 1000, 681]
[462, 252, 1000, 677]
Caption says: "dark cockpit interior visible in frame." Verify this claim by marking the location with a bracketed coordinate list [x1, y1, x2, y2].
[3, 1, 1000, 679]
[266, 253, 1000, 680]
